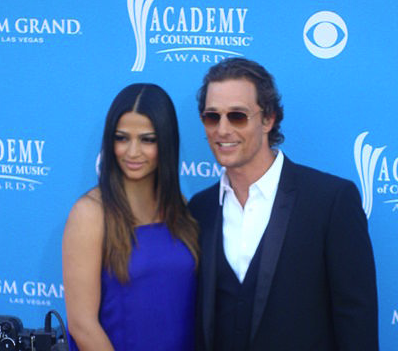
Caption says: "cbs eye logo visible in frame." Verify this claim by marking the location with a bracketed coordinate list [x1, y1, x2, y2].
[303, 11, 348, 59]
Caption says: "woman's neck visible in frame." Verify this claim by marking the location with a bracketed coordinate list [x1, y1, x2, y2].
[123, 178, 161, 225]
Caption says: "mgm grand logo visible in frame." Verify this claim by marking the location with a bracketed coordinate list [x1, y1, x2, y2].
[0, 279, 64, 307]
[0, 17, 81, 44]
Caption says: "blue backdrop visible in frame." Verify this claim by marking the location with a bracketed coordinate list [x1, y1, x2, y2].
[1, 1, 397, 349]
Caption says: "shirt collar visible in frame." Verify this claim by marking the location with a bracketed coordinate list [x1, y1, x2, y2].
[219, 150, 284, 205]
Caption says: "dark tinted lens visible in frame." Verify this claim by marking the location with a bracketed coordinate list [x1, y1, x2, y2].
[227, 111, 248, 126]
[201, 112, 221, 126]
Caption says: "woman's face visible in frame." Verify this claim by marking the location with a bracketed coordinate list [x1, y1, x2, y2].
[114, 111, 158, 184]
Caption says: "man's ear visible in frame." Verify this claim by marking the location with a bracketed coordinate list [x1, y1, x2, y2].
[262, 112, 275, 133]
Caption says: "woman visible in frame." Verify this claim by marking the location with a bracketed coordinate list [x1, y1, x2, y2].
[63, 84, 199, 351]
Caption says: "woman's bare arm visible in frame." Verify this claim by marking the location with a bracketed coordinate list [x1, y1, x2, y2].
[62, 192, 114, 351]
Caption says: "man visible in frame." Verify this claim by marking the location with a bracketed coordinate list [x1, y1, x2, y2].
[188, 58, 378, 350]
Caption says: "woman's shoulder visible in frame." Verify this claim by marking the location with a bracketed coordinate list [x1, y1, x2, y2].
[63, 189, 104, 282]
[65, 188, 104, 236]
[86, 187, 101, 199]
[73, 188, 102, 214]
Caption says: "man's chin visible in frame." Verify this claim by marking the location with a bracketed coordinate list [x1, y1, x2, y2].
[215, 158, 241, 170]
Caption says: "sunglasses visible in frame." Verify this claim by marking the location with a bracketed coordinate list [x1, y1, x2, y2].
[200, 110, 263, 128]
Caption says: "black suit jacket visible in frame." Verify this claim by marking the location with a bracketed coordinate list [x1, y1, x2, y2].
[188, 157, 378, 351]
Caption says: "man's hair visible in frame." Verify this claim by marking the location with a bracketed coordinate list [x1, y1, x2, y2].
[197, 57, 284, 146]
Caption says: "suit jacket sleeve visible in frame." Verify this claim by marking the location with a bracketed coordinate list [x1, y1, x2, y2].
[326, 180, 378, 350]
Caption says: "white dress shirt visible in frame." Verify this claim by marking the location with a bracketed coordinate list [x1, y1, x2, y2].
[219, 150, 284, 282]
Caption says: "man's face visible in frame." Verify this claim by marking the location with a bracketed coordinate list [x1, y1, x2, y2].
[203, 79, 274, 174]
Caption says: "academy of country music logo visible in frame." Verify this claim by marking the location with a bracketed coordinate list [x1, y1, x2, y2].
[0, 17, 81, 44]
[127, 0, 253, 71]
[393, 309, 398, 325]
[303, 11, 348, 59]
[354, 132, 398, 218]
[0, 279, 63, 307]
[0, 138, 51, 191]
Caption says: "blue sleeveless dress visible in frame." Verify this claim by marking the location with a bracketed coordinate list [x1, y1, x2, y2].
[67, 223, 196, 350]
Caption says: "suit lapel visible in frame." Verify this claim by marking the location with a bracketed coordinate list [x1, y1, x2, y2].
[250, 157, 298, 341]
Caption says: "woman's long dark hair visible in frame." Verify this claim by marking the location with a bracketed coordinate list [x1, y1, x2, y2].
[99, 83, 199, 282]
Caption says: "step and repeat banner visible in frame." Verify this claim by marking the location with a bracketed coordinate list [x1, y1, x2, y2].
[1, 0, 397, 348]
